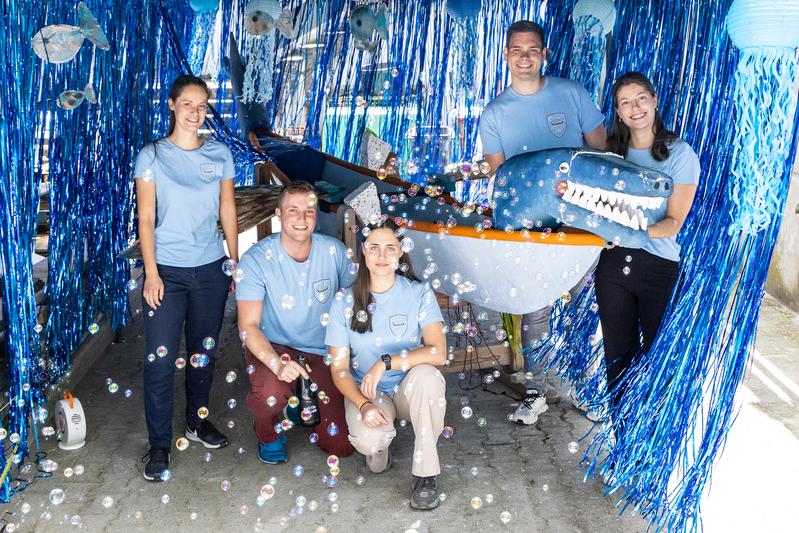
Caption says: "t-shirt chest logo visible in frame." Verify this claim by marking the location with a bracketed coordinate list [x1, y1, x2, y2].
[389, 314, 408, 337]
[200, 163, 216, 182]
[313, 279, 331, 303]
[546, 112, 567, 138]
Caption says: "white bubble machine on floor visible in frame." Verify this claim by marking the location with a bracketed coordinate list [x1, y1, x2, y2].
[56, 391, 86, 450]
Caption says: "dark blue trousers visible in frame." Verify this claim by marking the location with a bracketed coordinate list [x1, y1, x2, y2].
[142, 256, 230, 448]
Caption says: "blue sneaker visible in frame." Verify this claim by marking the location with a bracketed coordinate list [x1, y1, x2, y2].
[282, 404, 302, 426]
[258, 434, 287, 464]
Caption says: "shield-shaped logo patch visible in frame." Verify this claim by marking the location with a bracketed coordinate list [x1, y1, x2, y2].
[313, 279, 331, 303]
[546, 112, 567, 138]
[389, 314, 408, 338]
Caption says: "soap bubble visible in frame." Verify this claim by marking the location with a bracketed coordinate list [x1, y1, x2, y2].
[227, 398, 237, 409]
[292, 465, 304, 477]
[326, 455, 339, 468]
[495, 329, 507, 341]
[622, 266, 631, 276]
[477, 418, 487, 428]
[460, 406, 473, 419]
[74, 464, 84, 476]
[124, 389, 133, 398]
[500, 511, 512, 524]
[441, 426, 454, 438]
[288, 396, 300, 408]
[568, 441, 579, 453]
[221, 480, 231, 491]
[190, 353, 209, 368]
[63, 467, 73, 477]
[88, 323, 100, 334]
[485, 493, 494, 503]
[175, 437, 189, 451]
[400, 237, 414, 252]
[161, 494, 170, 504]
[266, 396, 277, 407]
[226, 371, 237, 383]
[108, 383, 119, 393]
[356, 310, 368, 323]
[127, 279, 137, 291]
[48, 488, 65, 505]
[470, 496, 483, 509]
[327, 422, 339, 436]
[203, 337, 216, 350]
[280, 294, 296, 310]
[156, 346, 168, 357]
[197, 406, 209, 419]
[309, 433, 319, 443]
[470, 466, 479, 476]
[222, 259, 237, 276]
[148, 354, 156, 363]
[40, 459, 58, 472]
[320, 313, 330, 326]
[355, 475, 366, 486]
[102, 496, 114, 508]
[542, 484, 549, 492]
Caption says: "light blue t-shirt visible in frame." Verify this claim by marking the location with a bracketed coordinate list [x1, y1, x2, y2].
[626, 140, 701, 262]
[236, 233, 357, 356]
[478, 77, 605, 159]
[324, 276, 444, 394]
[134, 138, 235, 267]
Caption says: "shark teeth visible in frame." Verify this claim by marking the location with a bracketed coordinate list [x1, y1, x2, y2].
[559, 181, 665, 230]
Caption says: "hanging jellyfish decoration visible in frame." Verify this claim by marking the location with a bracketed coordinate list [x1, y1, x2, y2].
[241, 0, 282, 104]
[569, 0, 615, 104]
[187, 0, 219, 77]
[726, 0, 799, 234]
[446, 0, 481, 162]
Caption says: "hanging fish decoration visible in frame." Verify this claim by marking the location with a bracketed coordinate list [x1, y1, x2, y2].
[349, 2, 388, 52]
[276, 6, 298, 39]
[57, 83, 97, 110]
[241, 0, 282, 104]
[187, 0, 220, 77]
[31, 2, 109, 64]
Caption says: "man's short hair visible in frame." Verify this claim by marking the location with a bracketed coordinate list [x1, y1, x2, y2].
[506, 20, 546, 48]
[277, 180, 317, 209]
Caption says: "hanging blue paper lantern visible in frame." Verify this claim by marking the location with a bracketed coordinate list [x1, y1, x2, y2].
[726, 0, 799, 49]
[189, 0, 218, 12]
[572, 0, 616, 36]
[446, 0, 481, 20]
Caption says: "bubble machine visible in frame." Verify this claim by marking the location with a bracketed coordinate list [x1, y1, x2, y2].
[55, 392, 87, 450]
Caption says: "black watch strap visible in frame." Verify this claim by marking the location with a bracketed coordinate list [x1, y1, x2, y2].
[381, 353, 392, 371]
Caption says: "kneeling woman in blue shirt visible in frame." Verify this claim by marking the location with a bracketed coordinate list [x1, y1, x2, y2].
[326, 219, 447, 510]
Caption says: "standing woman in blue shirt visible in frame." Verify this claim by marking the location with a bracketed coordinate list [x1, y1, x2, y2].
[134, 75, 238, 481]
[595, 71, 700, 415]
[326, 219, 447, 510]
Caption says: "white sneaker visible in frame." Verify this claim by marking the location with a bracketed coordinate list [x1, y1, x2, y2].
[510, 392, 548, 425]
[570, 392, 603, 422]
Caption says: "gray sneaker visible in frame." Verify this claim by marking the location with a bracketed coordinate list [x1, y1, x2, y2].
[410, 475, 441, 510]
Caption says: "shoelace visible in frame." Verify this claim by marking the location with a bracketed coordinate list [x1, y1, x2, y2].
[521, 394, 542, 410]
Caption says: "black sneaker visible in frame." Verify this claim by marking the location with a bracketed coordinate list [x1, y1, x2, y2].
[186, 420, 229, 449]
[142, 447, 170, 482]
[410, 475, 441, 510]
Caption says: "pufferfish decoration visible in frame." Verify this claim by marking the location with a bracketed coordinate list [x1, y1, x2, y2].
[242, 0, 280, 104]
[348, 2, 388, 52]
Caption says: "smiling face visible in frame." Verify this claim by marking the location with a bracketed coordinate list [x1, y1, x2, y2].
[276, 191, 317, 245]
[362, 227, 401, 278]
[615, 82, 658, 134]
[168, 84, 209, 134]
[504, 31, 546, 83]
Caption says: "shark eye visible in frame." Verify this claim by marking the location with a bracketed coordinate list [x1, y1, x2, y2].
[558, 162, 570, 173]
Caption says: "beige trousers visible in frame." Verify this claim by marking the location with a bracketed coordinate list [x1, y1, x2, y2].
[345, 364, 446, 477]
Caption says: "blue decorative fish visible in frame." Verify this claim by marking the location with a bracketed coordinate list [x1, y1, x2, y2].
[492, 148, 673, 248]
[31, 2, 109, 64]
[57, 83, 97, 110]
[349, 3, 388, 52]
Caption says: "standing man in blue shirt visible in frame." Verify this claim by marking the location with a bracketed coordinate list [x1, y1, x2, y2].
[236, 181, 357, 462]
[479, 20, 606, 425]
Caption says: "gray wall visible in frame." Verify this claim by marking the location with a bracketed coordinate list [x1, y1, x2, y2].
[767, 150, 799, 312]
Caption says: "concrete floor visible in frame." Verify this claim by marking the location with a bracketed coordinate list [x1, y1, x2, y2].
[3, 294, 797, 532]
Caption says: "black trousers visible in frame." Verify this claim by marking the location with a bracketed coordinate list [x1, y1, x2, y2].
[142, 256, 230, 448]
[594, 247, 679, 398]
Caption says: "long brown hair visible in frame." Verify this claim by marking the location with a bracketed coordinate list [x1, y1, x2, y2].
[350, 219, 418, 334]
[607, 71, 676, 162]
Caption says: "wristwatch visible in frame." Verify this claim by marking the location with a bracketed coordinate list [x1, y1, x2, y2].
[381, 353, 392, 371]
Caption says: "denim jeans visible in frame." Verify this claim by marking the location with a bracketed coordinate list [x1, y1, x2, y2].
[142, 256, 230, 448]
